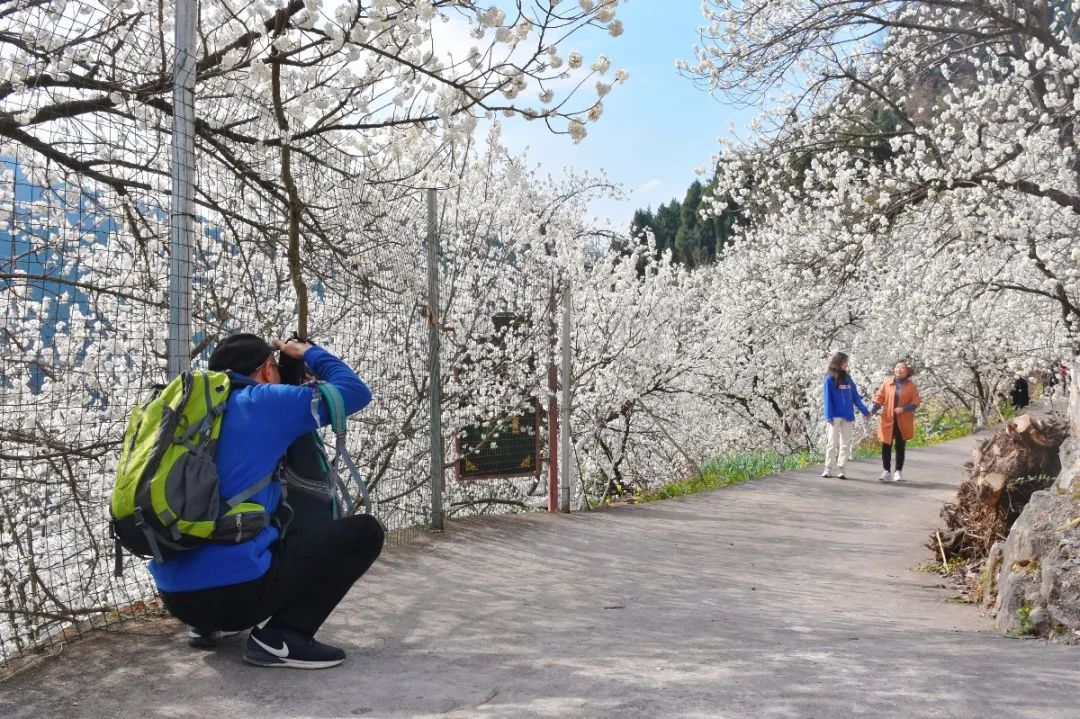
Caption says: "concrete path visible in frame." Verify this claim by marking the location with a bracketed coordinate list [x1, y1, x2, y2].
[2, 433, 1077, 718]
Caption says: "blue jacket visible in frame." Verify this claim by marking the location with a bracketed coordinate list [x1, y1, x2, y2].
[149, 345, 372, 592]
[823, 374, 870, 422]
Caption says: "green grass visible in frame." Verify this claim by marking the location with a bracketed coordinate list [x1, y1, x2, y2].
[636, 450, 819, 502]
[1008, 602, 1039, 637]
[907, 405, 976, 447]
[637, 403, 975, 504]
[998, 401, 1018, 422]
[913, 557, 968, 574]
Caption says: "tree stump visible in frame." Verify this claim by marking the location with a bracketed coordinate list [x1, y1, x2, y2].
[929, 414, 1069, 562]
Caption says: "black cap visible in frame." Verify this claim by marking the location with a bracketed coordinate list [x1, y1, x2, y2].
[208, 334, 274, 375]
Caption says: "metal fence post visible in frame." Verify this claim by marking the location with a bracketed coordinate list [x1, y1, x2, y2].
[547, 278, 559, 511]
[168, 0, 197, 376]
[559, 277, 572, 513]
[427, 188, 444, 530]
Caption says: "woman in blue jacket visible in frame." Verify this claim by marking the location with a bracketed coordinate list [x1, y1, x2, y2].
[822, 352, 871, 479]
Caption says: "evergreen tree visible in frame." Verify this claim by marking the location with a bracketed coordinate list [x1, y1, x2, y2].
[653, 199, 682, 260]
[628, 176, 744, 268]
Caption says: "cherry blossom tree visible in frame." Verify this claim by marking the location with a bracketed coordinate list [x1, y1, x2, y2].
[686, 1, 1079, 354]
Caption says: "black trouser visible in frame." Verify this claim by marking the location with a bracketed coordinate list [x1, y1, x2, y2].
[881, 423, 906, 471]
[160, 514, 384, 637]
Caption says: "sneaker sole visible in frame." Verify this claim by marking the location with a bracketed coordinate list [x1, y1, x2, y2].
[187, 629, 242, 650]
[242, 653, 344, 669]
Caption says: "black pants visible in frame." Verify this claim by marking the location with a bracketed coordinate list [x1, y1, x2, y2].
[881, 423, 906, 471]
[160, 514, 384, 637]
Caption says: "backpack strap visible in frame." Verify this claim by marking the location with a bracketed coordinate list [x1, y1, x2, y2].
[219, 464, 293, 540]
[314, 383, 353, 512]
[307, 389, 349, 515]
[327, 465, 354, 517]
[317, 382, 348, 434]
[110, 521, 124, 578]
[224, 465, 281, 509]
[178, 373, 224, 452]
[132, 506, 186, 564]
[314, 382, 372, 515]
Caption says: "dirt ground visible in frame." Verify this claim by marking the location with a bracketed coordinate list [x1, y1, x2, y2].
[1, 433, 1076, 718]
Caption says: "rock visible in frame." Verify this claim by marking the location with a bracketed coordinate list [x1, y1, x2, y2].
[1055, 435, 1080, 494]
[982, 541, 1004, 609]
[985, 361, 1080, 640]
[993, 483, 1080, 639]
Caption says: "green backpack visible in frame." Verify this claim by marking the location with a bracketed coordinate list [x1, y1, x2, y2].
[109, 370, 279, 575]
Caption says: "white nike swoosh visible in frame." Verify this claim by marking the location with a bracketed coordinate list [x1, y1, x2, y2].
[252, 636, 289, 658]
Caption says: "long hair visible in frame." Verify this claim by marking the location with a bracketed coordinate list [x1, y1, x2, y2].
[827, 352, 849, 383]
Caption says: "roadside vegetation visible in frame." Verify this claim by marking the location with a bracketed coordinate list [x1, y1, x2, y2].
[634, 402, 975, 504]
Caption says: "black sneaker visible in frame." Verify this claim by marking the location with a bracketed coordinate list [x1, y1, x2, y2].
[243, 626, 346, 669]
[187, 626, 242, 649]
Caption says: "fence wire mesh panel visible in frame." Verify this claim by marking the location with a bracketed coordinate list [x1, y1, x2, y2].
[0, 0, 436, 664]
[0, 0, 600, 667]
[435, 175, 559, 519]
[0, 1, 177, 663]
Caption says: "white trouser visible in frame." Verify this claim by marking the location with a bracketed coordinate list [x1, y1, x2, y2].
[825, 418, 853, 470]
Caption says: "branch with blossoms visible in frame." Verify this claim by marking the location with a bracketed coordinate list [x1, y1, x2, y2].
[691, 1, 1080, 361]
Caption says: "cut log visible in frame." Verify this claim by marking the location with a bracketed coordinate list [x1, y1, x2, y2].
[977, 471, 1008, 506]
[1010, 414, 1033, 435]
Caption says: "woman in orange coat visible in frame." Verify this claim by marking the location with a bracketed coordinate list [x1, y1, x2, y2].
[872, 360, 921, 482]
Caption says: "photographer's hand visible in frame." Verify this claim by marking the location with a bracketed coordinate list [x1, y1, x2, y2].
[272, 338, 313, 360]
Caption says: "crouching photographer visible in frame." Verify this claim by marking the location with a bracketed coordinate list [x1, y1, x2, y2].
[153, 333, 384, 669]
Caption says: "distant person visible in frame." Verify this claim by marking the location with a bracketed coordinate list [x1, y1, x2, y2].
[1009, 373, 1030, 409]
[872, 360, 921, 482]
[1043, 365, 1058, 397]
[821, 352, 871, 480]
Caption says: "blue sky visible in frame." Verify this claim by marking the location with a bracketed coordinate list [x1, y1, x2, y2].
[497, 2, 758, 231]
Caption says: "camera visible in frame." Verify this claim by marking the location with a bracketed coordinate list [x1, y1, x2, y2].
[278, 333, 315, 386]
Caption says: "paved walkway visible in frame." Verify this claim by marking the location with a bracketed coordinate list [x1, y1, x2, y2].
[2, 433, 1077, 718]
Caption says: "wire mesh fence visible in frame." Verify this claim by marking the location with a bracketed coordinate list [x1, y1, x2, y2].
[0, 0, 583, 667]
[0, 0, 450, 665]
[1, 0, 174, 662]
